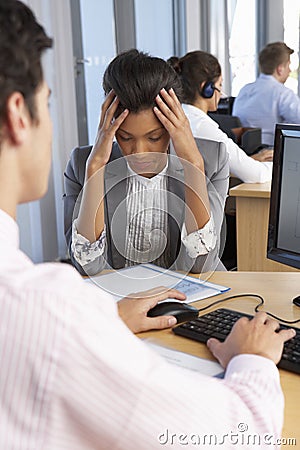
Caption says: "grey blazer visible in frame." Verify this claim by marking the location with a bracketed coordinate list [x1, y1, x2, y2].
[63, 138, 229, 275]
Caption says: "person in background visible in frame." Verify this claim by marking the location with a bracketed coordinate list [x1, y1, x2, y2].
[233, 41, 300, 147]
[0, 1, 296, 448]
[64, 49, 229, 277]
[168, 50, 273, 183]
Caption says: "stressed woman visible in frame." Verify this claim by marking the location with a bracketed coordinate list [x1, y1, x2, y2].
[63, 49, 229, 276]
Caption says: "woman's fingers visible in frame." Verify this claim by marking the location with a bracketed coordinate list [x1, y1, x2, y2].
[98, 91, 129, 137]
[154, 88, 189, 137]
[100, 95, 120, 130]
[156, 88, 184, 121]
[98, 90, 116, 129]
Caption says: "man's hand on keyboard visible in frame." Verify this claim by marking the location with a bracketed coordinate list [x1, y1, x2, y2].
[118, 286, 186, 333]
[206, 311, 296, 368]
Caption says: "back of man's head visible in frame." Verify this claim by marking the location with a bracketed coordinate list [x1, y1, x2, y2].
[0, 0, 52, 130]
[259, 42, 293, 75]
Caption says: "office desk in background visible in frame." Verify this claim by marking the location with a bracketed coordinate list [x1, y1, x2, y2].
[229, 181, 300, 272]
[139, 271, 300, 444]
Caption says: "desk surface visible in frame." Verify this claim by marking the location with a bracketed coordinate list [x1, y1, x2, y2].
[139, 271, 300, 443]
[229, 180, 271, 199]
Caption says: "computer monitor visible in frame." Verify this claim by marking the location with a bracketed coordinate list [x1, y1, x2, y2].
[267, 123, 300, 269]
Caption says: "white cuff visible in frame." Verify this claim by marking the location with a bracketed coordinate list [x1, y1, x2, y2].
[71, 219, 106, 267]
[181, 215, 217, 258]
[225, 354, 280, 382]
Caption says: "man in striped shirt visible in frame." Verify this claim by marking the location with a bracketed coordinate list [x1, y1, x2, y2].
[0, 1, 296, 449]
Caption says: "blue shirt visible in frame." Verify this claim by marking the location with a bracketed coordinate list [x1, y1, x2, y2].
[233, 74, 300, 146]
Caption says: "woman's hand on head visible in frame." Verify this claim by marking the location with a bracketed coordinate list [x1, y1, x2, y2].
[154, 88, 204, 169]
[86, 91, 129, 178]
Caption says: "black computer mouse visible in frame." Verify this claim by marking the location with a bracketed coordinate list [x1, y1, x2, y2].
[292, 296, 300, 307]
[147, 301, 199, 324]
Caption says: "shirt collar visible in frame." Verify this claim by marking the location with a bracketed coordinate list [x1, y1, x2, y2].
[126, 159, 168, 186]
[259, 73, 280, 84]
[0, 208, 19, 249]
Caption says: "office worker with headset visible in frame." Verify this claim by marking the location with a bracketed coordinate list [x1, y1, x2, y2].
[168, 51, 274, 183]
[233, 42, 300, 147]
[63, 49, 229, 277]
[0, 1, 297, 448]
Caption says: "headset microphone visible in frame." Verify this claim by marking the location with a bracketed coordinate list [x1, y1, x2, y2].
[200, 81, 216, 98]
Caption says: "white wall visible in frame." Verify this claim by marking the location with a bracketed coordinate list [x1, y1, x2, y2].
[185, 0, 201, 51]
[266, 0, 284, 43]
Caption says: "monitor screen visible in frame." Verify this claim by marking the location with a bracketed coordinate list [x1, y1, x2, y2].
[267, 123, 300, 269]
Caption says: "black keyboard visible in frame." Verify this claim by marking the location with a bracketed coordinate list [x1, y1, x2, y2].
[172, 308, 300, 374]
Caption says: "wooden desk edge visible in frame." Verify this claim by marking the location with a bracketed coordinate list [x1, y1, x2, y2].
[229, 181, 271, 199]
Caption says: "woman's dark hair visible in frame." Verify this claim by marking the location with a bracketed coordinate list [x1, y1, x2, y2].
[103, 49, 183, 115]
[168, 51, 221, 104]
[0, 0, 53, 126]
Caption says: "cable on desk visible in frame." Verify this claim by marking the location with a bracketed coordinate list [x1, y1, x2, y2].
[195, 293, 300, 325]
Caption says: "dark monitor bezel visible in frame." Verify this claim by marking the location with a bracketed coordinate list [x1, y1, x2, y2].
[267, 123, 300, 269]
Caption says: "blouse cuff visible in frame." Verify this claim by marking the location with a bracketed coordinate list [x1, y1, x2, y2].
[181, 215, 217, 258]
[71, 219, 106, 266]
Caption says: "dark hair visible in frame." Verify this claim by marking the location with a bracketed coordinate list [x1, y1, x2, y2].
[168, 51, 221, 104]
[103, 49, 183, 115]
[0, 0, 52, 127]
[259, 42, 294, 74]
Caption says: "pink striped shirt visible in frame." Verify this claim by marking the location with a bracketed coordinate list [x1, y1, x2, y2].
[0, 209, 284, 449]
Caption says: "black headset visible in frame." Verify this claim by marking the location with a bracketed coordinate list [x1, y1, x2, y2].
[200, 81, 220, 98]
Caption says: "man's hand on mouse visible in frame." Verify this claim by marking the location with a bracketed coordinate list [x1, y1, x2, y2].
[206, 311, 296, 368]
[118, 286, 186, 333]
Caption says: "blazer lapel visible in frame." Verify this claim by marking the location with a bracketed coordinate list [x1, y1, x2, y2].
[104, 149, 127, 269]
[167, 153, 185, 264]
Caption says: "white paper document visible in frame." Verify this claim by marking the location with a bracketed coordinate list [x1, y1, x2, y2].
[145, 340, 224, 378]
[86, 263, 230, 303]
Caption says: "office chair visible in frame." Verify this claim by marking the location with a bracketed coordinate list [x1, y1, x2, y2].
[208, 113, 242, 141]
[215, 96, 236, 115]
[209, 113, 262, 155]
